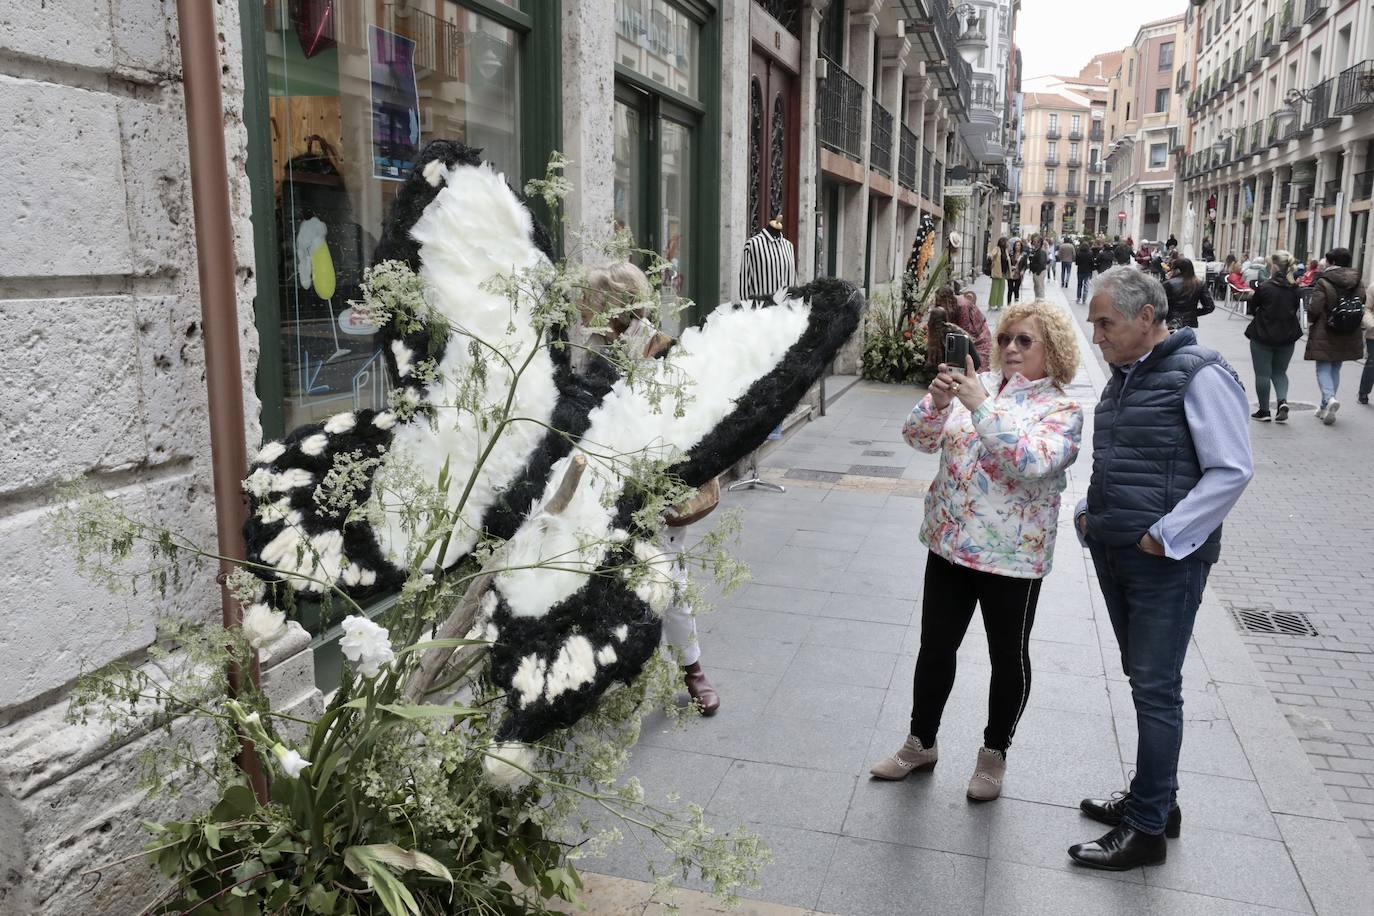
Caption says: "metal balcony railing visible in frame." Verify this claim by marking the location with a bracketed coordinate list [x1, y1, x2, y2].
[1231, 49, 1244, 84]
[1323, 178, 1342, 203]
[898, 125, 917, 191]
[1250, 120, 1264, 152]
[1177, 67, 1190, 91]
[1281, 0, 1299, 40]
[1280, 181, 1292, 208]
[1246, 35, 1260, 71]
[1088, 162, 1103, 174]
[1069, 129, 1083, 141]
[1262, 15, 1276, 55]
[1068, 156, 1082, 168]
[1262, 180, 1273, 211]
[1065, 186, 1080, 197]
[922, 146, 932, 197]
[934, 160, 944, 205]
[1335, 60, 1374, 115]
[1043, 185, 1059, 196]
[1304, 0, 1327, 23]
[817, 53, 864, 163]
[1304, 78, 1337, 130]
[1046, 127, 1061, 140]
[1045, 155, 1060, 167]
[924, 1, 973, 115]
[1354, 170, 1374, 200]
[1294, 185, 1314, 210]
[1085, 191, 1106, 205]
[870, 99, 894, 176]
[1089, 123, 1104, 141]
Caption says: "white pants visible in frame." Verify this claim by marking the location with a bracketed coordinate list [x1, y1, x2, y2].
[659, 526, 701, 666]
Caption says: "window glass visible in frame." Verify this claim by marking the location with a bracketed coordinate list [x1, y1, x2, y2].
[616, 0, 699, 98]
[613, 98, 645, 238]
[265, 0, 520, 428]
[1160, 41, 1174, 69]
[659, 120, 692, 334]
[1149, 142, 1168, 168]
[1155, 88, 1170, 112]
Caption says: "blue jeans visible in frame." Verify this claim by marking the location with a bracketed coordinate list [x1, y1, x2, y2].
[1089, 543, 1211, 835]
[1315, 360, 1343, 406]
[1076, 270, 1093, 301]
[1359, 339, 1374, 400]
[1060, 261, 1072, 285]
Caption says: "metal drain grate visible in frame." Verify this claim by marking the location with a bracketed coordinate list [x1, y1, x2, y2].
[1229, 607, 1319, 637]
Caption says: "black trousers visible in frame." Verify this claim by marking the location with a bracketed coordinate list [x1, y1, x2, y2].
[1007, 275, 1024, 300]
[910, 551, 1043, 752]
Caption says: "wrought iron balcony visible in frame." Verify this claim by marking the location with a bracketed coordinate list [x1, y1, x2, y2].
[898, 125, 918, 191]
[1335, 60, 1374, 115]
[870, 99, 894, 177]
[1090, 123, 1104, 141]
[1043, 185, 1059, 196]
[817, 53, 864, 163]
[1303, 78, 1337, 131]
[1045, 155, 1060, 167]
[1281, 0, 1299, 40]
[1304, 0, 1327, 23]
[1354, 170, 1374, 201]
[1087, 162, 1103, 174]
[1085, 191, 1106, 205]
[1068, 129, 1083, 141]
[1046, 127, 1061, 140]
[1064, 186, 1081, 197]
[1262, 15, 1276, 55]
[1323, 178, 1342, 203]
[1068, 156, 1082, 168]
[1250, 120, 1265, 153]
[922, 146, 933, 197]
[1246, 35, 1260, 72]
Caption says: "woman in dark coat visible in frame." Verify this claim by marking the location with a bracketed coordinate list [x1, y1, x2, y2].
[1244, 251, 1304, 422]
[1162, 258, 1214, 329]
[1304, 247, 1368, 424]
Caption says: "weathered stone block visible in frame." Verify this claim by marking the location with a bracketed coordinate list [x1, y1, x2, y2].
[0, 1, 114, 73]
[118, 92, 194, 277]
[111, 0, 180, 80]
[0, 473, 217, 709]
[134, 295, 211, 466]
[0, 76, 133, 279]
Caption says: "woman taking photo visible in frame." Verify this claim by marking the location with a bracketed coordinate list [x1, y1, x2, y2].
[872, 301, 1084, 801]
[1163, 258, 1215, 329]
[1244, 250, 1303, 423]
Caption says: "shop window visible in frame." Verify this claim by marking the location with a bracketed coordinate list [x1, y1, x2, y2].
[615, 0, 699, 98]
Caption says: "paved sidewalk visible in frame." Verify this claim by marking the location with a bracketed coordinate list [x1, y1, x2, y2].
[573, 276, 1374, 914]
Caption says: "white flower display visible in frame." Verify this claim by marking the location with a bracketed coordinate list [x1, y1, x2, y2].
[273, 745, 312, 779]
[339, 615, 396, 678]
[241, 603, 287, 658]
[482, 741, 536, 788]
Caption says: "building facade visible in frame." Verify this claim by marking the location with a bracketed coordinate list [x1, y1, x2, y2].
[1103, 15, 1187, 245]
[1179, 0, 1374, 271]
[0, 2, 1012, 913]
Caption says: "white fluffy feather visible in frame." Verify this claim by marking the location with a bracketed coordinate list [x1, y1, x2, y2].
[300, 433, 328, 456]
[324, 412, 356, 434]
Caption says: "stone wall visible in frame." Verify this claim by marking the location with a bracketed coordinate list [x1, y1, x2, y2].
[0, 3, 313, 914]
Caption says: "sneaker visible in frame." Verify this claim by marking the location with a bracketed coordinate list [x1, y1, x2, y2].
[1251, 409, 1272, 422]
[1360, 396, 1370, 405]
[1315, 404, 1327, 421]
[1275, 402, 1289, 422]
[870, 735, 938, 780]
[1324, 399, 1340, 425]
[967, 747, 1007, 801]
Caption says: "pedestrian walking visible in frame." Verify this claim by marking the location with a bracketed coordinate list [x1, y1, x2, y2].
[1359, 288, 1374, 405]
[1244, 251, 1303, 422]
[1304, 247, 1367, 425]
[1030, 236, 1049, 299]
[986, 236, 1009, 310]
[872, 300, 1084, 801]
[1070, 266, 1253, 870]
[1094, 238, 1115, 278]
[1058, 237, 1076, 287]
[1074, 240, 1096, 303]
[1007, 239, 1028, 303]
[1201, 237, 1215, 261]
[1162, 258, 1214, 330]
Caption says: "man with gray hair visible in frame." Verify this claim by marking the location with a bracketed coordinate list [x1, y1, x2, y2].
[1068, 266, 1253, 870]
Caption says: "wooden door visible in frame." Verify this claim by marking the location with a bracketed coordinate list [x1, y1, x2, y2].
[748, 48, 799, 243]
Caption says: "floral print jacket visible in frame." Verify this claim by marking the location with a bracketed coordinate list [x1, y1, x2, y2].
[903, 372, 1084, 580]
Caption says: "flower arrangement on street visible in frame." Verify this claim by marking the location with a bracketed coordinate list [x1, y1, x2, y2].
[861, 214, 953, 385]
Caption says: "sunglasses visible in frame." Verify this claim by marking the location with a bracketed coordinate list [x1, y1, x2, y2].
[996, 333, 1038, 350]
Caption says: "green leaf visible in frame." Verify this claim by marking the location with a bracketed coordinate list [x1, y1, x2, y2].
[339, 698, 486, 720]
[210, 784, 258, 821]
[204, 822, 221, 851]
[305, 883, 339, 914]
[344, 843, 453, 884]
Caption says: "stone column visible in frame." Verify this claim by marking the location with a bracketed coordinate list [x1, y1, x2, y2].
[838, 0, 879, 290]
[1249, 171, 1267, 256]
[560, 1, 616, 258]
[874, 33, 910, 286]
[1266, 166, 1283, 255]
[797, 0, 831, 283]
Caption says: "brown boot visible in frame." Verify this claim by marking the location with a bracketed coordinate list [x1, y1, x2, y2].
[683, 662, 720, 716]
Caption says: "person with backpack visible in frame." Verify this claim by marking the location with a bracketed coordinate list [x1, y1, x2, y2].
[1162, 258, 1214, 330]
[1075, 239, 1096, 303]
[1244, 251, 1304, 422]
[1029, 235, 1049, 299]
[1304, 247, 1367, 425]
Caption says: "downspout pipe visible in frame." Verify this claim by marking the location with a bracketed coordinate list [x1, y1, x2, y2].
[175, 0, 267, 801]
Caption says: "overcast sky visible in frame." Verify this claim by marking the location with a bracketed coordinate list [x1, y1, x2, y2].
[1016, 0, 1189, 82]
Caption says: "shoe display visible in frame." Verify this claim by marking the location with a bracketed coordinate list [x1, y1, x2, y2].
[1068, 824, 1167, 870]
[682, 662, 720, 716]
[1275, 402, 1289, 422]
[966, 747, 1006, 801]
[1251, 409, 1271, 422]
[1324, 398, 1340, 425]
[1079, 793, 1181, 838]
[869, 735, 938, 780]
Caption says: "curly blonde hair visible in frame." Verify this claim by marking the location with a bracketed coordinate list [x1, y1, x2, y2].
[992, 300, 1080, 388]
[580, 261, 652, 326]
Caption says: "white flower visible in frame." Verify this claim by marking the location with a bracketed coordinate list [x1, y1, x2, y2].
[241, 603, 286, 654]
[339, 615, 396, 678]
[482, 741, 536, 788]
[273, 745, 312, 778]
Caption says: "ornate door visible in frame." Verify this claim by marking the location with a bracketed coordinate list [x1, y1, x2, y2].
[748, 49, 798, 242]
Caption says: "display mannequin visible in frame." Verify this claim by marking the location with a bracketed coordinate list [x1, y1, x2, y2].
[739, 213, 797, 300]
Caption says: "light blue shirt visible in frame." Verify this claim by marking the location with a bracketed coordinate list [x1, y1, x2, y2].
[1076, 359, 1254, 560]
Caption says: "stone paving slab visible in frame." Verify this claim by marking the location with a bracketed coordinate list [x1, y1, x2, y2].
[572, 275, 1373, 913]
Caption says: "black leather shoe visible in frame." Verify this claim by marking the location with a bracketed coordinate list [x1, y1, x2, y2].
[1080, 793, 1181, 838]
[1068, 824, 1167, 871]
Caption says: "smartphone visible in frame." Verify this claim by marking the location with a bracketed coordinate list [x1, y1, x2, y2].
[944, 332, 970, 370]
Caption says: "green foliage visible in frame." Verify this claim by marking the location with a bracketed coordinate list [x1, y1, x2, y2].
[56, 154, 768, 915]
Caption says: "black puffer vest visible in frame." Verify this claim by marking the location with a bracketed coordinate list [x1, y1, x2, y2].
[1085, 328, 1236, 563]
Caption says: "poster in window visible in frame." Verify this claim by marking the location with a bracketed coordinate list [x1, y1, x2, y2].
[368, 26, 420, 181]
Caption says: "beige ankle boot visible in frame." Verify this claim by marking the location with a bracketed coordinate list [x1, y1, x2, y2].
[966, 747, 1006, 801]
[870, 735, 938, 780]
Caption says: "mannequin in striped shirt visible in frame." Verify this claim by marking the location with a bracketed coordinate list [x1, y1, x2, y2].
[739, 213, 797, 300]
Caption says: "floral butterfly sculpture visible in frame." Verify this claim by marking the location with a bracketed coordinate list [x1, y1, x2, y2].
[243, 140, 862, 745]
